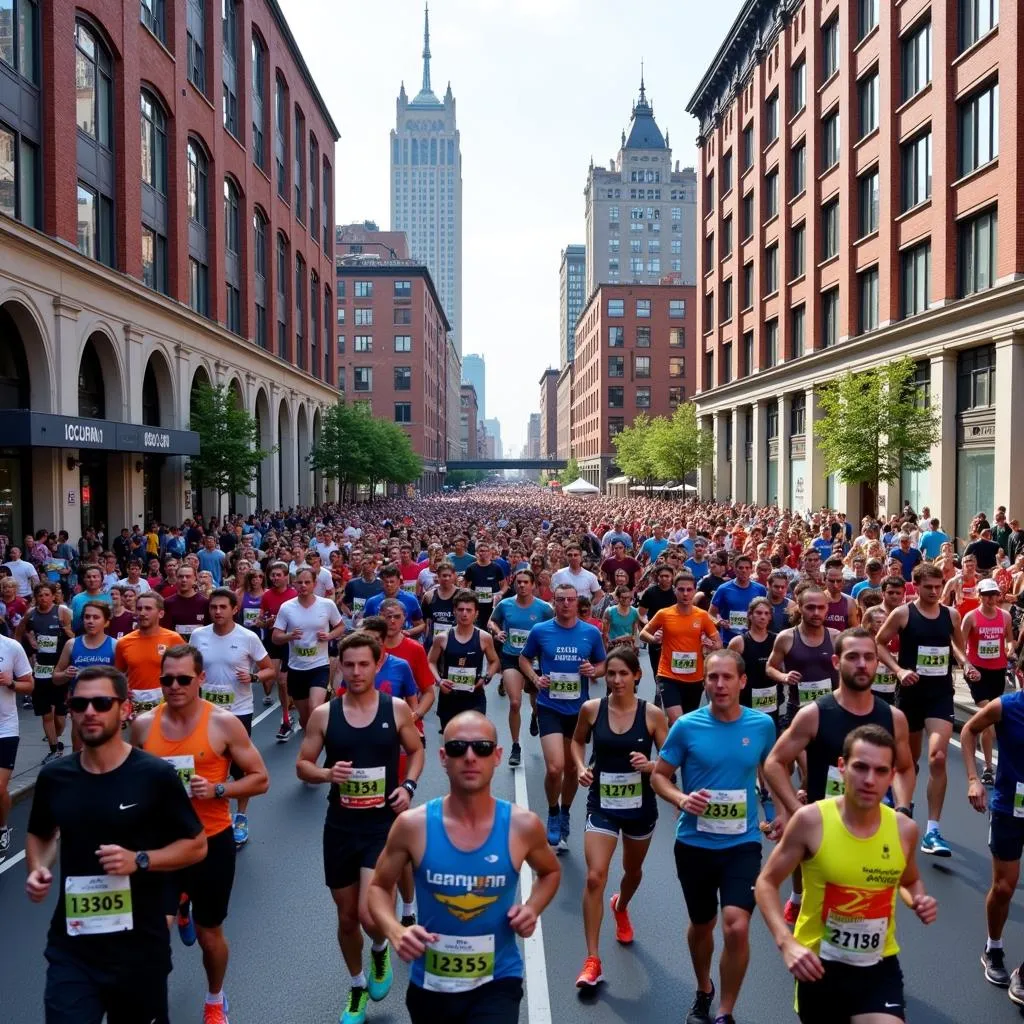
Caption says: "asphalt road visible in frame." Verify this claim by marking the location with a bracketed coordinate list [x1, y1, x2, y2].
[3, 662, 1024, 1024]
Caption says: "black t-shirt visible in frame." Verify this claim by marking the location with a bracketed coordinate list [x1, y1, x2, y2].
[639, 584, 676, 620]
[698, 573, 727, 601]
[463, 562, 505, 625]
[965, 538, 1001, 571]
[28, 748, 203, 965]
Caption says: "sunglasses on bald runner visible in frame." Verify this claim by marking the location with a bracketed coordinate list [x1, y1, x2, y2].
[444, 739, 497, 758]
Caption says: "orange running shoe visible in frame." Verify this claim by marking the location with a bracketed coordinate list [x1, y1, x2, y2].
[203, 997, 229, 1024]
[610, 893, 634, 944]
[783, 896, 800, 925]
[576, 955, 604, 988]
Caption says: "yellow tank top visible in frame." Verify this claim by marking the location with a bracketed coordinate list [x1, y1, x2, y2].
[794, 798, 904, 966]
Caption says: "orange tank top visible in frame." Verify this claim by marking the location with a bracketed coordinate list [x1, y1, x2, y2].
[145, 700, 232, 837]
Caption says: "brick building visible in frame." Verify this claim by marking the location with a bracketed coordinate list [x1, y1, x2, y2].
[538, 367, 558, 458]
[460, 383, 479, 458]
[0, 0, 339, 539]
[571, 283, 696, 488]
[556, 363, 573, 459]
[688, 0, 1020, 534]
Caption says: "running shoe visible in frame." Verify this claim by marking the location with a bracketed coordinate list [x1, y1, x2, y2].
[263, 694, 273, 706]
[685, 982, 715, 1024]
[41, 749, 62, 765]
[982, 767, 995, 787]
[508, 742, 522, 768]
[983, 947, 1010, 987]
[783, 896, 800, 926]
[367, 945, 393, 1001]
[203, 995, 229, 1024]
[529, 713, 539, 737]
[1009, 968, 1024, 1007]
[920, 827, 952, 858]
[558, 809, 571, 852]
[232, 813, 249, 847]
[340, 986, 369, 1024]
[400, 913, 416, 927]
[177, 896, 197, 946]
[275, 722, 292, 743]
[713, 1016, 735, 1024]
[575, 955, 604, 988]
[56, 741, 65, 754]
[0, 825, 10, 864]
[545, 812, 561, 847]
[498, 679, 506, 697]
[610, 893, 634, 944]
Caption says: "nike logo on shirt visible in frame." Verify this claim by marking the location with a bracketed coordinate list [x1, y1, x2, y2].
[119, 803, 137, 811]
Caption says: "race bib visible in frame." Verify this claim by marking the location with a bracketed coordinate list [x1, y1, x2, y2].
[65, 874, 133, 936]
[963, 587, 977, 600]
[916, 645, 949, 676]
[433, 623, 452, 641]
[872, 671, 897, 695]
[600, 770, 642, 810]
[339, 765, 387, 809]
[825, 765, 845, 797]
[37, 635, 58, 654]
[798, 679, 833, 705]
[242, 608, 260, 627]
[549, 671, 581, 700]
[508, 628, 529, 650]
[423, 933, 495, 993]
[402, 580, 418, 593]
[671, 649, 698, 675]
[293, 643, 319, 658]
[1014, 782, 1024, 819]
[728, 610, 748, 630]
[448, 666, 478, 693]
[201, 687, 235, 707]
[131, 687, 163, 713]
[697, 788, 747, 835]
[163, 754, 195, 792]
[475, 588, 494, 605]
[819, 883, 891, 966]
[34, 663, 55, 679]
[977, 638, 1001, 661]
[352, 598, 367, 614]
[751, 686, 778, 713]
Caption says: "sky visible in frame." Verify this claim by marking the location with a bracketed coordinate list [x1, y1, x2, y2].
[280, 0, 744, 452]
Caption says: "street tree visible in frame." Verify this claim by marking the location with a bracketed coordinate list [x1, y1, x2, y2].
[612, 412, 659, 495]
[649, 403, 714, 488]
[558, 457, 581, 485]
[815, 356, 940, 511]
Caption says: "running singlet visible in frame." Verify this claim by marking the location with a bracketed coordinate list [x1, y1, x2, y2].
[411, 798, 522, 993]
[238, 592, 264, 635]
[783, 628, 837, 708]
[604, 604, 640, 641]
[423, 591, 456, 644]
[956, 580, 980, 619]
[993, 691, 1024, 818]
[648, 605, 719, 683]
[69, 635, 117, 671]
[897, 604, 954, 689]
[490, 596, 553, 656]
[586, 698, 656, 821]
[441, 629, 485, 693]
[824, 597, 851, 631]
[28, 607, 66, 680]
[794, 799, 904, 968]
[769, 600, 791, 634]
[738, 631, 777, 713]
[521, 619, 607, 717]
[967, 611, 1008, 669]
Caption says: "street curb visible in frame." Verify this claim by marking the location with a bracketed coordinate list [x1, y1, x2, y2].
[11, 780, 36, 807]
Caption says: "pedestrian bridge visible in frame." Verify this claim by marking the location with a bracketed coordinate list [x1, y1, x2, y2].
[447, 458, 567, 471]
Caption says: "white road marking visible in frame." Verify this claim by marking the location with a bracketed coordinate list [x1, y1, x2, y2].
[514, 757, 552, 1024]
[949, 734, 997, 765]
[252, 701, 282, 727]
[0, 850, 26, 875]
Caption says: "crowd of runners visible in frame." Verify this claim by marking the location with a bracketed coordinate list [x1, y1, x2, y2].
[4, 486, 1024, 1023]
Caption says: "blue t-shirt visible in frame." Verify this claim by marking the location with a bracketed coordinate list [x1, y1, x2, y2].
[198, 548, 226, 585]
[850, 579, 881, 599]
[889, 547, 922, 581]
[659, 705, 775, 849]
[639, 537, 669, 563]
[493, 556, 511, 578]
[812, 537, 834, 559]
[447, 552, 475, 573]
[363, 590, 423, 630]
[918, 530, 949, 560]
[490, 597, 554, 656]
[711, 580, 767, 641]
[375, 654, 417, 699]
[994, 691, 1024, 816]
[602, 531, 634, 551]
[69, 590, 112, 632]
[684, 557, 710, 582]
[521, 618, 606, 716]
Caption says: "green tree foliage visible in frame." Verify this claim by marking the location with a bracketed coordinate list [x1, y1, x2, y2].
[649, 404, 715, 484]
[558, 457, 581, 485]
[447, 469, 487, 487]
[612, 412, 659, 494]
[816, 357, 940, 508]
[187, 383, 273, 508]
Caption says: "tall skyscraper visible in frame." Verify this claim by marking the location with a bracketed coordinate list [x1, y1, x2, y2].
[462, 353, 486, 420]
[390, 4, 463, 354]
[483, 418, 503, 459]
[559, 244, 586, 367]
[584, 72, 697, 293]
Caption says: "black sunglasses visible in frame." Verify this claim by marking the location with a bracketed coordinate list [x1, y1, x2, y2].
[159, 674, 197, 688]
[444, 739, 497, 758]
[68, 695, 123, 713]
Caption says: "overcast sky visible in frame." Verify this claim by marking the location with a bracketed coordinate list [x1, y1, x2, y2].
[281, 0, 743, 452]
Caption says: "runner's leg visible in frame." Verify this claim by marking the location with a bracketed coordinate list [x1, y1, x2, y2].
[540, 733, 564, 809]
[718, 906, 752, 1016]
[560, 735, 579, 809]
[987, 857, 1020, 945]
[615, 833, 652, 912]
[332, 884, 364, 975]
[503, 670, 524, 745]
[582, 829, 617, 957]
[925, 718, 953, 822]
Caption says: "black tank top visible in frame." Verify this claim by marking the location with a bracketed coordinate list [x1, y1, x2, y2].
[897, 603, 954, 689]
[325, 693, 400, 826]
[441, 627, 484, 682]
[587, 698, 655, 819]
[29, 607, 66, 674]
[806, 692, 894, 803]
[426, 591, 456, 640]
[739, 631, 776, 707]
[770, 600, 790, 634]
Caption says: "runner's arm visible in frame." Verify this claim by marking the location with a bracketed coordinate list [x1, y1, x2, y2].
[252, 653, 276, 687]
[51, 642, 74, 685]
[763, 706, 819, 816]
[515, 810, 561, 926]
[219, 713, 270, 798]
[949, 608, 974, 675]
[638, 609, 661, 646]
[395, 700, 425, 784]
[59, 607, 74, 639]
[896, 816, 935, 923]
[765, 631, 795, 685]
[295, 702, 332, 783]
[368, 812, 419, 945]
[570, 701, 597, 780]
[481, 631, 501, 679]
[890, 709, 916, 811]
[961, 699, 1003, 811]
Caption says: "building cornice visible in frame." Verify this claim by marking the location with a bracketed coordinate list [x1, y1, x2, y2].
[336, 261, 451, 333]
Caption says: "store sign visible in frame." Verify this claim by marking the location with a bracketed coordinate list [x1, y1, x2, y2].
[66, 490, 77, 505]
[64, 422, 105, 445]
[0, 411, 200, 456]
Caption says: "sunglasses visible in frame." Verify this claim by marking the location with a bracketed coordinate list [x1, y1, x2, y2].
[69, 695, 123, 713]
[159, 674, 197, 688]
[444, 739, 497, 758]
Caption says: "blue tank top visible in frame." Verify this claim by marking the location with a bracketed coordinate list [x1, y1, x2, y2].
[70, 634, 117, 669]
[993, 691, 1024, 817]
[411, 797, 522, 991]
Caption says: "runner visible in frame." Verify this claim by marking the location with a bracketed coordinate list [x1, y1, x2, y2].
[364, 565, 425, 638]
[0, 626, 32, 862]
[258, 562, 297, 741]
[767, 570, 796, 634]
[23, 582, 73, 763]
[571, 647, 668, 988]
[106, 585, 137, 640]
[638, 564, 676, 681]
[190, 589, 275, 847]
[113, 592, 184, 716]
[376, 601, 436, 740]
[488, 569, 554, 765]
[134, 644, 269, 1023]
[341, 555, 384, 630]
[420, 561, 457, 647]
[520, 583, 607, 852]
[601, 585, 641, 650]
[463, 541, 508, 629]
[728, 596, 779, 726]
[823, 559, 859, 631]
[271, 566, 345, 731]
[24, 664, 207, 1024]
[551, 544, 603, 604]
[757, 723, 937, 1023]
[651, 648, 780, 1024]
[862, 606, 899, 705]
[875, 563, 977, 857]
[942, 553, 981, 617]
[296, 632, 425, 1024]
[161, 565, 210, 641]
[68, 565, 111, 632]
[367, 710, 560, 1024]
[710, 554, 767, 644]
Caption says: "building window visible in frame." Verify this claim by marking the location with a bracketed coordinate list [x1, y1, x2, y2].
[251, 34, 266, 168]
[901, 240, 931, 317]
[722, 216, 733, 258]
[669, 386, 684, 408]
[822, 199, 839, 260]
[336, 335, 345, 354]
[184, 141, 208, 312]
[223, 177, 239, 254]
[394, 366, 412, 391]
[902, 19, 932, 101]
[822, 288, 839, 347]
[859, 170, 879, 236]
[394, 335, 411, 352]
[765, 245, 779, 295]
[309, 135, 319, 242]
[859, 0, 879, 39]
[743, 262, 754, 308]
[139, 91, 167, 293]
[956, 344, 995, 411]
[959, 207, 997, 297]
[394, 279, 412, 298]
[635, 299, 651, 318]
[765, 319, 778, 368]
[140, 227, 166, 295]
[354, 367, 372, 392]
[634, 355, 651, 378]
[394, 307, 412, 325]
[765, 170, 778, 219]
[792, 305, 806, 359]
[294, 255, 305, 367]
[354, 307, 373, 326]
[188, 257, 208, 315]
[636, 326, 651, 347]
[822, 112, 840, 170]
[336, 306, 345, 324]
[742, 332, 754, 375]
[792, 61, 806, 114]
[186, 0, 206, 94]
[636, 387, 651, 409]
[959, 81, 999, 175]
[608, 386, 624, 408]
[742, 125, 754, 170]
[253, 209, 267, 348]
[223, 178, 241, 333]
[669, 358, 685, 379]
[791, 392, 807, 435]
[274, 74, 287, 199]
[792, 224, 805, 279]
[141, 0, 165, 42]
[767, 405, 779, 439]
[705, 173, 714, 209]
[394, 403, 412, 424]
[276, 232, 289, 357]
[607, 298, 624, 316]
[721, 279, 733, 322]
[337, 366, 345, 391]
[859, 72, 879, 138]
[705, 292, 715, 330]
[355, 281, 374, 298]
[222, 0, 238, 137]
[741, 192, 754, 240]
[0, 125, 39, 229]
[792, 143, 806, 198]
[322, 161, 331, 252]
[669, 299, 685, 318]
[293, 106, 305, 220]
[860, 266, 879, 332]
[960, 0, 998, 52]
[609, 417, 625, 441]
[187, 139, 208, 224]
[722, 152, 733, 194]
[608, 355, 624, 378]
[669, 328, 685, 348]
[902, 130, 932, 211]
[140, 91, 167, 194]
[608, 326, 624, 347]
[765, 92, 779, 144]
[354, 335, 372, 353]
[823, 17, 839, 79]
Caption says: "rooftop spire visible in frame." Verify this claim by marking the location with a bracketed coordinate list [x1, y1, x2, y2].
[422, 3, 432, 95]
[639, 60, 646, 104]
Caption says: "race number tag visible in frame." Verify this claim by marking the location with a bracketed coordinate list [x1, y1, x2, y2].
[697, 788, 747, 835]
[131, 687, 163, 713]
[475, 588, 494, 605]
[1014, 782, 1024, 819]
[977, 639, 1001, 661]
[293, 644, 319, 658]
[751, 686, 778, 713]
[916, 645, 949, 676]
[825, 765, 845, 797]
[728, 611, 748, 630]
[548, 672, 582, 700]
[872, 671, 897, 695]
[508, 628, 529, 650]
[34, 663, 54, 679]
[433, 623, 452, 641]
[671, 650, 698, 675]
[163, 754, 195, 792]
[798, 680, 833, 705]
[352, 598, 367, 615]
[447, 666, 478, 693]
[599, 770, 642, 811]
[339, 766, 387, 809]
[819, 883, 891, 966]
[242, 608, 260, 627]
[423, 933, 495, 993]
[37, 635, 58, 654]
[65, 874, 133, 936]
[402, 580, 418, 593]
[201, 687, 235, 707]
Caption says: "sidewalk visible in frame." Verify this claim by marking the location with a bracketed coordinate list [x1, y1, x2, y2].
[10, 699, 70, 805]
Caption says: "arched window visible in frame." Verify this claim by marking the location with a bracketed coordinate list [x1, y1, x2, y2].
[251, 32, 266, 168]
[140, 89, 168, 293]
[78, 339, 106, 419]
[187, 139, 208, 225]
[253, 208, 268, 348]
[276, 232, 289, 357]
[224, 177, 241, 333]
[186, 138, 210, 315]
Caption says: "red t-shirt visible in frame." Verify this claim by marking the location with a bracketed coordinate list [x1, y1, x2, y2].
[260, 586, 297, 620]
[385, 636, 434, 735]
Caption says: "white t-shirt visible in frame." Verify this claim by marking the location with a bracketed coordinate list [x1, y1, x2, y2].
[274, 596, 341, 671]
[288, 560, 310, 578]
[311, 567, 334, 598]
[101, 572, 120, 594]
[117, 577, 152, 595]
[315, 541, 339, 561]
[417, 566, 438, 592]
[4, 559, 38, 598]
[0, 633, 32, 738]
[551, 566, 602, 599]
[190, 623, 268, 717]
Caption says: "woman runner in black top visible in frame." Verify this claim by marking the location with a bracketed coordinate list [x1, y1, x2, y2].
[570, 648, 668, 989]
[728, 597, 779, 726]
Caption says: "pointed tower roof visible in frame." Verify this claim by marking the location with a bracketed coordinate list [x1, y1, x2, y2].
[624, 66, 666, 150]
[411, 2, 443, 108]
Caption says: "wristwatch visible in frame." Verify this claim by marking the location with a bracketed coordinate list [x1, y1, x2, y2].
[135, 850, 150, 872]
[894, 806, 913, 817]
[214, 783, 226, 799]
[401, 779, 418, 798]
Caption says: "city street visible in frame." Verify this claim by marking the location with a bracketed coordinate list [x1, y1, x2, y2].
[2, 664, 1022, 1024]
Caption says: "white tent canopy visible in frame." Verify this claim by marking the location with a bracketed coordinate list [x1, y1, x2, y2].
[563, 476, 601, 496]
